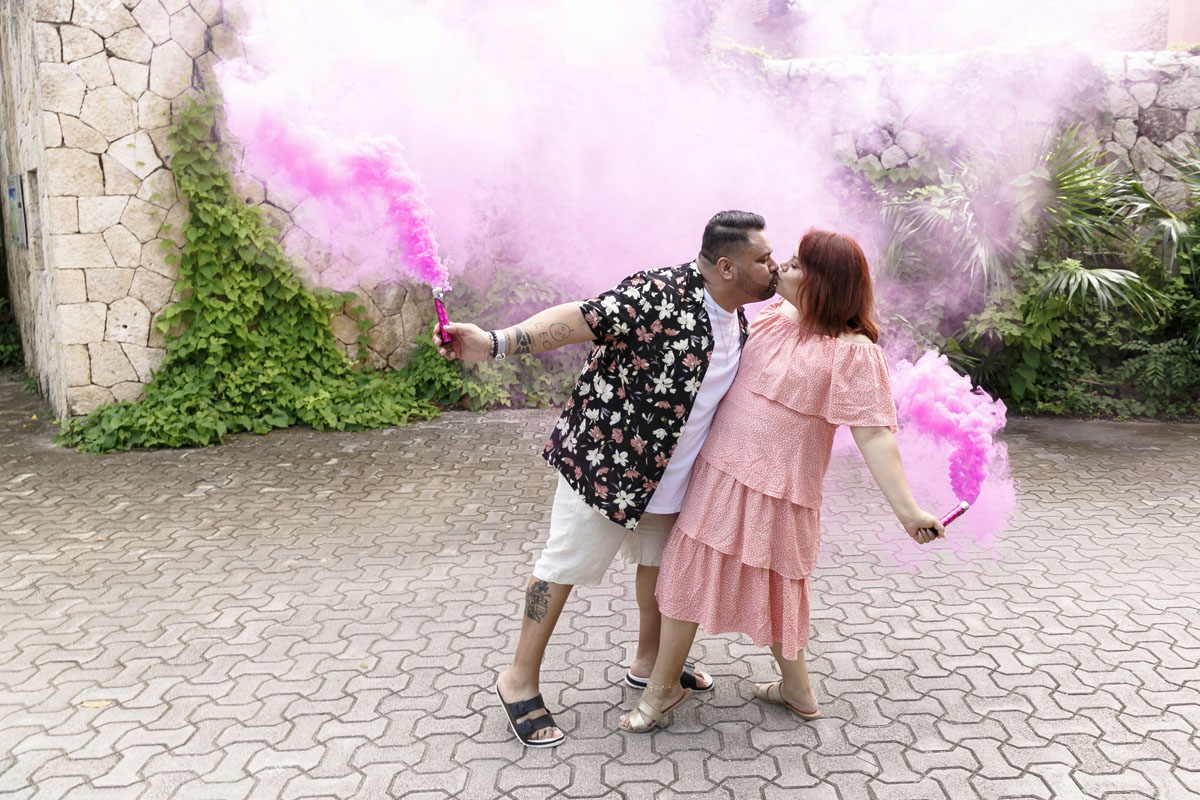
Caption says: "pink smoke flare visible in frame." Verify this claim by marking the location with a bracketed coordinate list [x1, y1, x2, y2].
[891, 351, 1008, 504]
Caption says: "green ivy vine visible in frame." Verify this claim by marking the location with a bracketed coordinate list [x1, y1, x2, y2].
[57, 98, 439, 452]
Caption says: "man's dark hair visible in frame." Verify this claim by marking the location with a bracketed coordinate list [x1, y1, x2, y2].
[700, 210, 765, 263]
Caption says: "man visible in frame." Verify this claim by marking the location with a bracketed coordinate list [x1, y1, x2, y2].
[437, 210, 779, 746]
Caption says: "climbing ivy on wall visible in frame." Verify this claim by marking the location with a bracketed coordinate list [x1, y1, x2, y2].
[57, 98, 439, 452]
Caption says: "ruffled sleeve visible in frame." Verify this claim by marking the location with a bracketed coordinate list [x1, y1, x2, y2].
[821, 343, 897, 430]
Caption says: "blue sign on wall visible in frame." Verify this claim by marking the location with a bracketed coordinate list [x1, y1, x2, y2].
[7, 175, 28, 248]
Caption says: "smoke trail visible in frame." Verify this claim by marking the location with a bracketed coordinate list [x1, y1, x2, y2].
[220, 71, 446, 290]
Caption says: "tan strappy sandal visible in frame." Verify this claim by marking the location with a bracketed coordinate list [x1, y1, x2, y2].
[619, 689, 692, 733]
[754, 681, 820, 720]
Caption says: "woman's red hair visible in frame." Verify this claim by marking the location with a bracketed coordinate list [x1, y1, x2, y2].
[795, 230, 880, 343]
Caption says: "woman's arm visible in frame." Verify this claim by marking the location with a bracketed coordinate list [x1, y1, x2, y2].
[850, 425, 944, 544]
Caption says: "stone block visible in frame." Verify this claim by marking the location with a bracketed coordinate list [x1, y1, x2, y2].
[35, 0, 73, 23]
[141, 238, 179, 276]
[121, 343, 165, 382]
[1188, 110, 1200, 133]
[78, 196, 130, 233]
[73, 0, 138, 37]
[136, 168, 177, 208]
[368, 314, 406, 358]
[111, 381, 145, 401]
[54, 233, 117, 271]
[61, 26, 104, 62]
[54, 270, 88, 304]
[1125, 55, 1158, 83]
[388, 343, 417, 370]
[42, 112, 63, 147]
[68, 385, 115, 415]
[195, 51, 220, 90]
[896, 129, 926, 156]
[830, 133, 856, 163]
[62, 344, 91, 386]
[60, 115, 109, 153]
[132, 0, 172, 44]
[101, 153, 142, 195]
[46, 149, 103, 196]
[106, 28, 153, 63]
[1103, 85, 1138, 118]
[149, 41, 193, 99]
[855, 154, 883, 173]
[107, 131, 162, 179]
[58, 302, 108, 344]
[170, 7, 208, 57]
[160, 203, 189, 246]
[258, 203, 293, 236]
[1103, 141, 1132, 170]
[1131, 137, 1167, 172]
[104, 225, 142, 268]
[210, 24, 244, 62]
[40, 64, 87, 115]
[1130, 82, 1158, 109]
[233, 173, 266, 205]
[86, 269, 135, 303]
[89, 341, 138, 386]
[146, 125, 173, 166]
[1168, 133, 1199, 158]
[331, 314, 359, 345]
[80, 85, 136, 140]
[1139, 108, 1184, 143]
[137, 92, 171, 129]
[880, 145, 908, 169]
[192, 0, 222, 25]
[129, 269, 175, 313]
[110, 59, 149, 97]
[1159, 77, 1200, 110]
[35, 23, 62, 62]
[49, 197, 78, 234]
[121, 197, 168, 242]
[161, 0, 189, 12]
[106, 296, 151, 344]
[1113, 118, 1139, 150]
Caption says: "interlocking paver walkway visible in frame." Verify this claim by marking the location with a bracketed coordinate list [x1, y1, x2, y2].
[2, 370, 1199, 799]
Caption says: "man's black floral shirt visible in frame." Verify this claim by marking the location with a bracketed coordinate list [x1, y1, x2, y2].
[543, 262, 748, 529]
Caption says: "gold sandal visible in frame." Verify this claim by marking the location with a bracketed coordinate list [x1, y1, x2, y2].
[619, 689, 692, 733]
[754, 681, 820, 720]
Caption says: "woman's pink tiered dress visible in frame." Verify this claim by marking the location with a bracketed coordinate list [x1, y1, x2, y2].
[656, 299, 898, 660]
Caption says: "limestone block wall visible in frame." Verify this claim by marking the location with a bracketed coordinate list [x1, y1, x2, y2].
[765, 50, 1200, 209]
[0, 0, 434, 419]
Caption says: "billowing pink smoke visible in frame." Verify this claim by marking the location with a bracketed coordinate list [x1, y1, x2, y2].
[891, 352, 1008, 505]
[220, 72, 446, 290]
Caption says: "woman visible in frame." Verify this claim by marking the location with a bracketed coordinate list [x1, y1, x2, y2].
[619, 230, 944, 732]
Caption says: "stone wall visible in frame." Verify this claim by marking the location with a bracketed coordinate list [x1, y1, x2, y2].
[764, 49, 1200, 210]
[0, 0, 434, 420]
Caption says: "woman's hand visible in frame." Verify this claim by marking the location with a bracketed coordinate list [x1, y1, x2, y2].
[900, 509, 944, 545]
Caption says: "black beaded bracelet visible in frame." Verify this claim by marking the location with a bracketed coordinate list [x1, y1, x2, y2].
[488, 330, 499, 359]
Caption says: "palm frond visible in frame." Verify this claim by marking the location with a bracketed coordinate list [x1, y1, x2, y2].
[1036, 259, 1160, 317]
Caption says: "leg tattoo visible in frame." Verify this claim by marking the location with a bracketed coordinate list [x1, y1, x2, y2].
[525, 580, 551, 622]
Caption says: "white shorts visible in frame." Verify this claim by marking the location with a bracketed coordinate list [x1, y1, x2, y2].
[532, 475, 678, 587]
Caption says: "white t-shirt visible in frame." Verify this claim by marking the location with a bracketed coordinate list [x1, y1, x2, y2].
[644, 289, 742, 514]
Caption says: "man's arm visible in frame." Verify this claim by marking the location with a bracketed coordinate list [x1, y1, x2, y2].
[436, 302, 596, 362]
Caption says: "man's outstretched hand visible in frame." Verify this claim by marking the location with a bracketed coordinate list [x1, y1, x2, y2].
[436, 321, 492, 362]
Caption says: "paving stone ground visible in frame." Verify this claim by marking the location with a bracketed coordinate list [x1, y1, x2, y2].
[2, 369, 1199, 800]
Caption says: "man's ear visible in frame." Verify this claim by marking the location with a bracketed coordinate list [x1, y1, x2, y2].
[716, 256, 733, 278]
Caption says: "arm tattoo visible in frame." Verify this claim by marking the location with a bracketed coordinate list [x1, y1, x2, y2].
[525, 580, 551, 622]
[506, 326, 535, 355]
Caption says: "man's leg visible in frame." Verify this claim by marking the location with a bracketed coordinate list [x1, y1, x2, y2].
[496, 576, 572, 742]
[626, 514, 712, 689]
[619, 614, 699, 730]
